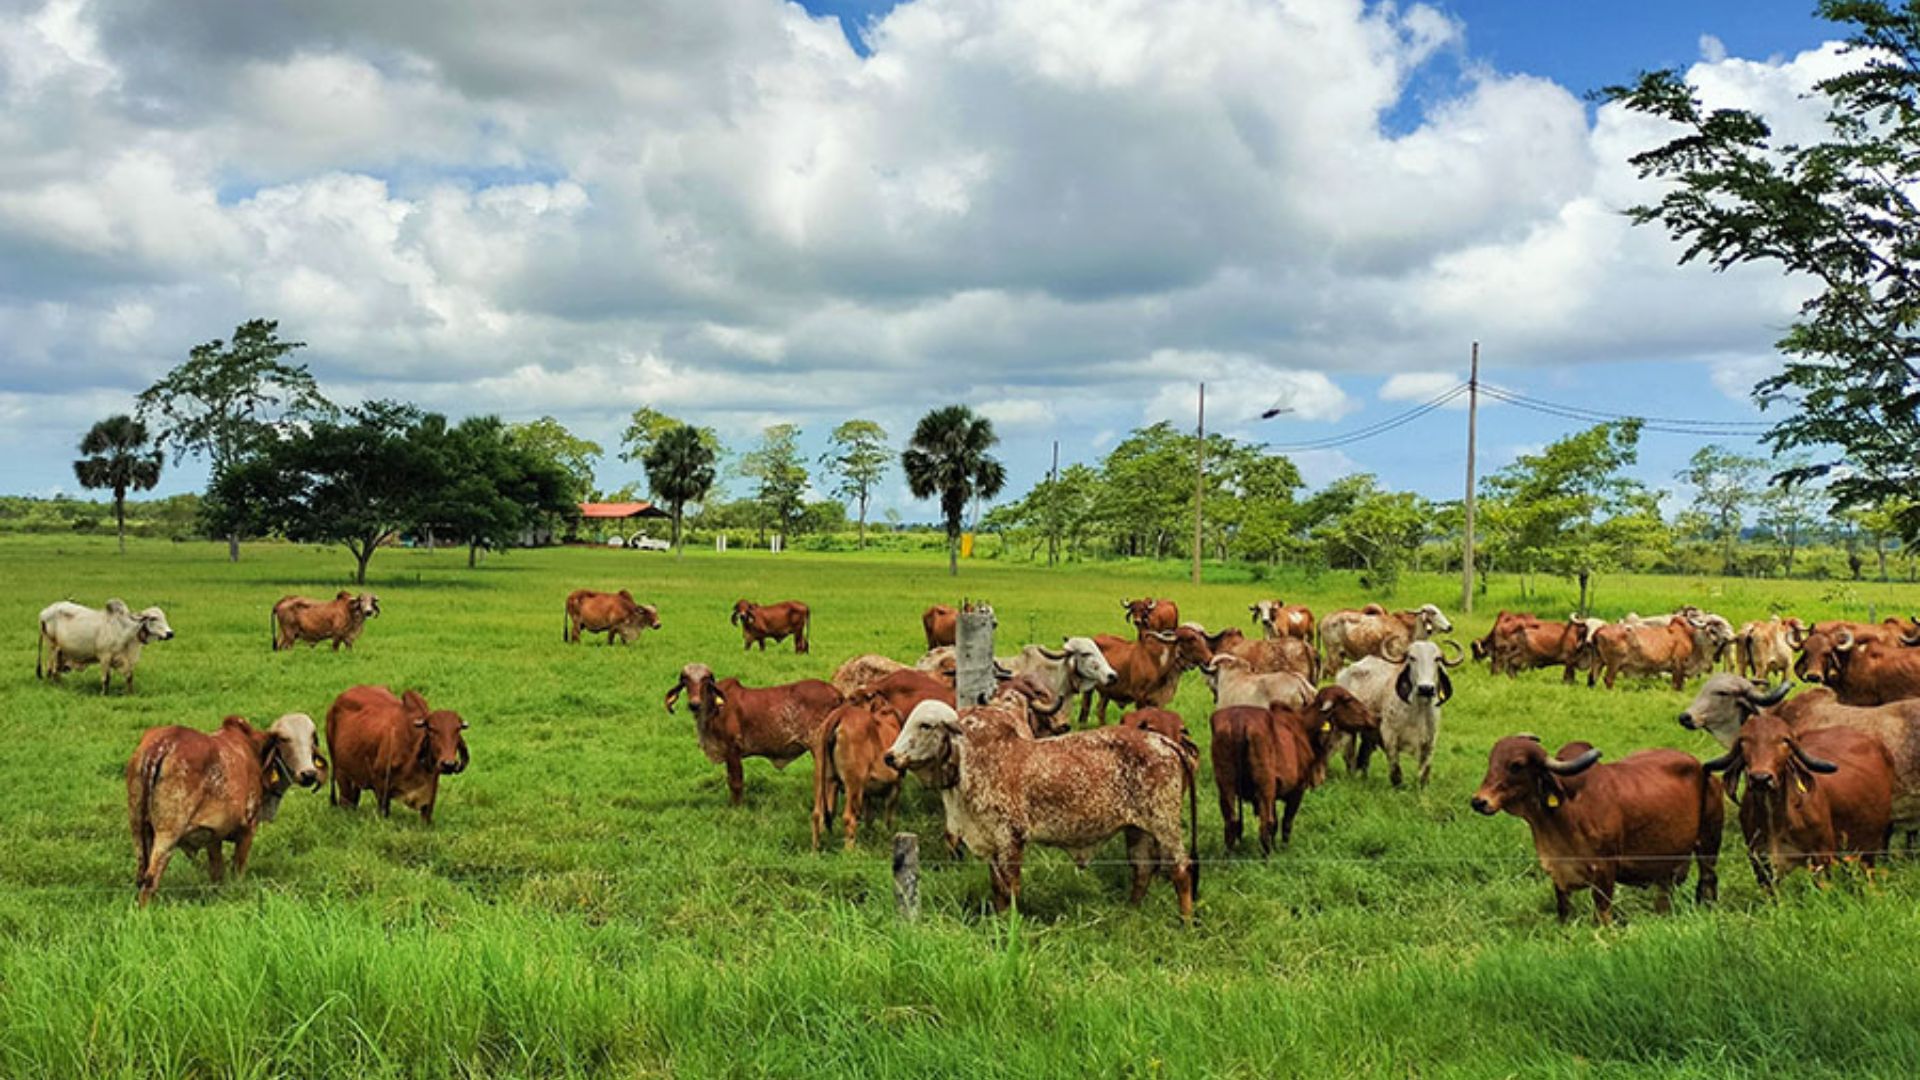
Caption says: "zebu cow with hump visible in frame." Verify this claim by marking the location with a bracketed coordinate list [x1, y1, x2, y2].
[1681, 675, 1920, 838]
[884, 696, 1200, 920]
[1473, 612, 1589, 682]
[1201, 625, 1317, 681]
[731, 599, 811, 653]
[564, 589, 659, 645]
[126, 713, 326, 905]
[1736, 617, 1803, 683]
[1320, 603, 1451, 669]
[273, 591, 380, 651]
[998, 636, 1119, 708]
[665, 664, 842, 804]
[1588, 613, 1727, 690]
[1080, 625, 1215, 725]
[1210, 686, 1377, 854]
[38, 599, 175, 693]
[1201, 653, 1314, 712]
[1122, 598, 1180, 634]
[1472, 736, 1724, 924]
[326, 686, 470, 823]
[1796, 626, 1920, 705]
[1336, 639, 1464, 787]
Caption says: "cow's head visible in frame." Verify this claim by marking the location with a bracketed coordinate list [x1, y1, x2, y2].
[1062, 635, 1118, 688]
[1249, 600, 1280, 633]
[1703, 709, 1834, 800]
[135, 606, 175, 642]
[267, 712, 326, 789]
[636, 604, 661, 630]
[402, 690, 469, 776]
[1471, 734, 1600, 816]
[1394, 640, 1457, 706]
[1148, 625, 1214, 668]
[1200, 652, 1248, 696]
[1123, 598, 1157, 629]
[1416, 604, 1453, 636]
[1308, 685, 1377, 739]
[1796, 629, 1853, 685]
[1679, 675, 1789, 746]
[356, 593, 381, 619]
[991, 675, 1068, 735]
[664, 663, 722, 718]
[730, 599, 754, 626]
[884, 700, 963, 783]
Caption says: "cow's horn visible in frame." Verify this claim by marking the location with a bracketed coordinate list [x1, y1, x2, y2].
[1147, 630, 1178, 643]
[1439, 639, 1465, 668]
[1744, 682, 1791, 708]
[1790, 743, 1839, 774]
[1543, 748, 1601, 775]
[1037, 646, 1066, 661]
[1381, 638, 1408, 663]
[1702, 748, 1741, 773]
[1835, 629, 1856, 652]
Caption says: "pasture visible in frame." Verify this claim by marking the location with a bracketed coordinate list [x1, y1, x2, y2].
[4, 535, 1920, 1078]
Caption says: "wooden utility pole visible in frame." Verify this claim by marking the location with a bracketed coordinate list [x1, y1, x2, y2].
[1048, 440, 1060, 568]
[1192, 383, 1205, 586]
[1461, 342, 1480, 615]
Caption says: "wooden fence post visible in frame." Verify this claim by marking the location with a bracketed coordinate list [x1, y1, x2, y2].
[893, 833, 920, 920]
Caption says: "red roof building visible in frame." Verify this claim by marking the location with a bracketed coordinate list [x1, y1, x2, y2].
[578, 501, 668, 519]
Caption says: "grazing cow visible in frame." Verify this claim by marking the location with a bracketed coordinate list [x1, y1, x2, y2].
[1250, 600, 1315, 644]
[830, 654, 910, 697]
[1209, 686, 1378, 854]
[732, 599, 811, 653]
[810, 699, 905, 850]
[1704, 713, 1894, 891]
[126, 713, 325, 906]
[1681, 674, 1920, 834]
[1335, 639, 1463, 787]
[1475, 612, 1590, 682]
[325, 686, 469, 823]
[1736, 617, 1803, 682]
[1320, 603, 1451, 669]
[883, 698, 1199, 919]
[564, 589, 660, 645]
[1588, 614, 1727, 690]
[1799, 634, 1920, 706]
[664, 664, 841, 804]
[37, 599, 175, 693]
[1080, 625, 1216, 725]
[1122, 597, 1181, 634]
[1791, 620, 1913, 685]
[1471, 736, 1723, 924]
[998, 637, 1120, 705]
[1201, 653, 1314, 711]
[272, 591, 380, 651]
[923, 604, 958, 649]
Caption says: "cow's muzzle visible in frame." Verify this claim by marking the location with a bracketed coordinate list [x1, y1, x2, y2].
[883, 752, 900, 771]
[1416, 684, 1437, 699]
[1747, 770, 1775, 789]
[1470, 795, 1496, 815]
[297, 769, 320, 787]
[1678, 713, 1697, 730]
[440, 759, 464, 775]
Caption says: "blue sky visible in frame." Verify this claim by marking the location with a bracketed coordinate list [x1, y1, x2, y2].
[0, 1, 1853, 515]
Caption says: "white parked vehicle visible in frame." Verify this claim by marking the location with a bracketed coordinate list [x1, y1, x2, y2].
[626, 533, 671, 551]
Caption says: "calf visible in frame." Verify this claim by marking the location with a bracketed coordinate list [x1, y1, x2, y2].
[126, 713, 325, 906]
[1335, 639, 1462, 786]
[1202, 653, 1314, 711]
[1081, 626, 1215, 725]
[1250, 599, 1315, 644]
[1704, 712, 1894, 890]
[325, 686, 470, 824]
[1123, 597, 1180, 635]
[1471, 736, 1723, 924]
[1209, 686, 1378, 854]
[923, 604, 958, 649]
[38, 599, 175, 693]
[273, 591, 380, 651]
[884, 699, 1199, 919]
[1320, 603, 1451, 669]
[664, 664, 841, 804]
[810, 699, 905, 850]
[564, 589, 659, 645]
[732, 599, 811, 653]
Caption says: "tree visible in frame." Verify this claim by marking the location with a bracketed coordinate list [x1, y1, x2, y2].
[1678, 445, 1764, 575]
[506, 417, 602, 503]
[72, 415, 164, 555]
[419, 416, 573, 567]
[1608, 3, 1920, 543]
[207, 401, 436, 584]
[1759, 459, 1822, 576]
[643, 423, 717, 555]
[821, 419, 890, 548]
[1483, 422, 1657, 612]
[1308, 475, 1429, 592]
[736, 424, 809, 542]
[136, 318, 333, 562]
[902, 405, 1007, 576]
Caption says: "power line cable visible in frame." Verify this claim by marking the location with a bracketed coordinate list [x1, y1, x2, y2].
[1263, 384, 1469, 451]
[1478, 383, 1775, 433]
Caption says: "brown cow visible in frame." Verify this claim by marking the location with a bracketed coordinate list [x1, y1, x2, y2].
[854, 668, 956, 727]
[664, 664, 841, 804]
[1475, 612, 1589, 682]
[1080, 625, 1216, 725]
[1792, 619, 1914, 684]
[126, 713, 326, 906]
[1209, 685, 1377, 855]
[1704, 713, 1894, 891]
[1321, 604, 1452, 669]
[1121, 707, 1193, 750]
[923, 604, 958, 649]
[810, 699, 905, 850]
[1588, 615, 1721, 690]
[1122, 597, 1180, 634]
[325, 686, 469, 823]
[732, 599, 811, 653]
[564, 589, 660, 645]
[1204, 626, 1317, 681]
[1471, 736, 1722, 924]
[1736, 617, 1803, 682]
[884, 697, 1200, 919]
[272, 591, 380, 651]
[1250, 599, 1315, 644]
[1800, 633, 1920, 705]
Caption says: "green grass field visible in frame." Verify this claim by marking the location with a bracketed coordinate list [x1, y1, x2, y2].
[5, 535, 1920, 1078]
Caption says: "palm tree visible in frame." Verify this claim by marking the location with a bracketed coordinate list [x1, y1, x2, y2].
[902, 405, 1006, 576]
[73, 414, 165, 555]
[643, 423, 717, 557]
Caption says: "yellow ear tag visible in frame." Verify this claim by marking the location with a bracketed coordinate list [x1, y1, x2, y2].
[1546, 794, 1560, 808]
[1795, 775, 1807, 793]
[1320, 721, 1331, 733]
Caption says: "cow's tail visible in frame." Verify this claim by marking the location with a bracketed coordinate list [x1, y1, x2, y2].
[35, 622, 44, 679]
[1180, 746, 1201, 902]
[800, 607, 812, 653]
[131, 743, 168, 885]
[810, 716, 839, 850]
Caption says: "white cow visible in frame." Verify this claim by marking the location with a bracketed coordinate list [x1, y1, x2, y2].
[997, 637, 1119, 706]
[1201, 653, 1314, 711]
[38, 599, 175, 693]
[1335, 639, 1462, 787]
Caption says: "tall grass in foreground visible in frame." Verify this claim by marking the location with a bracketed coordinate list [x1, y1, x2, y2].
[4, 536, 1920, 1077]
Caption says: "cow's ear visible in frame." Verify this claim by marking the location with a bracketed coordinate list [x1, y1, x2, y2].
[401, 690, 430, 719]
[1536, 768, 1566, 810]
[1394, 665, 1414, 703]
[1436, 670, 1453, 705]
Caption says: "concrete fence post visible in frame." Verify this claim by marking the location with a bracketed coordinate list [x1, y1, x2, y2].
[956, 603, 996, 707]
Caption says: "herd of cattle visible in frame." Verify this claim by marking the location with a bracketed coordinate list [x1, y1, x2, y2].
[29, 588, 1920, 923]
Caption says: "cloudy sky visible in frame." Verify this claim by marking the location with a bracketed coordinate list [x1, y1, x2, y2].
[0, 0, 1846, 513]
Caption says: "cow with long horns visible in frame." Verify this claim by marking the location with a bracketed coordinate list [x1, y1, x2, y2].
[664, 664, 841, 805]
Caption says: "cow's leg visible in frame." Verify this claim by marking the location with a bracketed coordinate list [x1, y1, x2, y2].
[1279, 791, 1305, 848]
[882, 785, 900, 832]
[420, 800, 435, 825]
[843, 783, 864, 851]
[377, 787, 393, 817]
[1417, 743, 1433, 788]
[1592, 874, 1617, 926]
[1256, 783, 1279, 856]
[1552, 885, 1572, 923]
[1671, 665, 1686, 691]
[232, 827, 256, 878]
[331, 639, 341, 652]
[1077, 692, 1094, 727]
[725, 754, 745, 805]
[1217, 786, 1241, 852]
[1126, 827, 1155, 904]
[1387, 743, 1404, 788]
[138, 832, 180, 907]
[206, 842, 226, 884]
